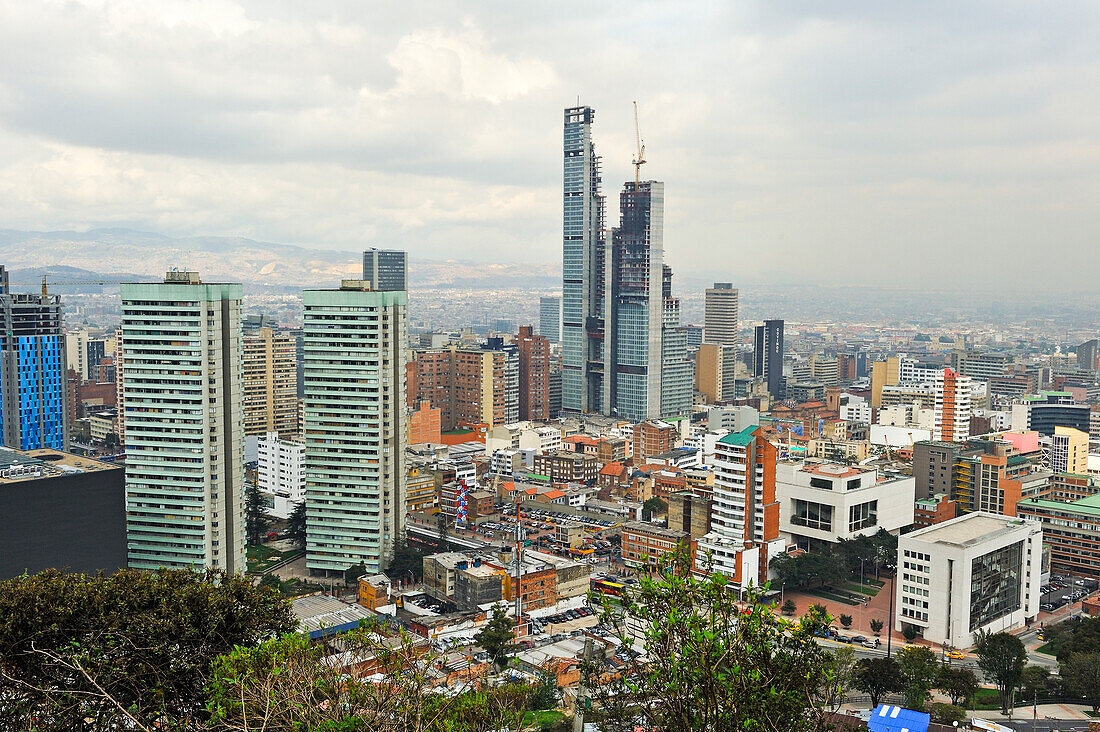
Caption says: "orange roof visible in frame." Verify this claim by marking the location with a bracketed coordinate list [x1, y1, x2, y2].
[501, 481, 515, 490]
[600, 461, 624, 475]
[543, 489, 566, 499]
[524, 487, 538, 495]
[565, 435, 598, 445]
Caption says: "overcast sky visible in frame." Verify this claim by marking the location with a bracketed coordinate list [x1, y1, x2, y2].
[0, 1, 1097, 289]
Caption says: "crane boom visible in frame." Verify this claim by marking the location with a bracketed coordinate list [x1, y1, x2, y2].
[632, 100, 646, 186]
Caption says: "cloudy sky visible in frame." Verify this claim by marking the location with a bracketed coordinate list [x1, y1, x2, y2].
[0, 1, 1097, 289]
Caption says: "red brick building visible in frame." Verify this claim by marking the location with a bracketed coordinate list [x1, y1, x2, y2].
[408, 400, 442, 444]
[633, 420, 677, 463]
[516, 326, 550, 421]
[621, 521, 693, 571]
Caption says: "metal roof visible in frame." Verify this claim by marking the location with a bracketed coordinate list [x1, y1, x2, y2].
[868, 704, 929, 732]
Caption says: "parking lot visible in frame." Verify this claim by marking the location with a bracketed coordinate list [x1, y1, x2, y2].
[1039, 574, 1098, 613]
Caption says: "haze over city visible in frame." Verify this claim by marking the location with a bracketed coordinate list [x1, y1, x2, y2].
[1, 2, 1098, 290]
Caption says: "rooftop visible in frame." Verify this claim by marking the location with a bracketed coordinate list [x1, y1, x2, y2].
[717, 425, 757, 447]
[800, 463, 868, 479]
[0, 448, 119, 484]
[905, 512, 1034, 547]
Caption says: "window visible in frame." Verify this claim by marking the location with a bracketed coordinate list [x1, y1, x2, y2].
[848, 501, 878, 533]
[792, 499, 832, 531]
[970, 541, 1023, 631]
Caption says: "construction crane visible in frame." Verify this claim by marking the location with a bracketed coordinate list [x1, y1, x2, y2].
[8, 276, 126, 297]
[632, 100, 646, 186]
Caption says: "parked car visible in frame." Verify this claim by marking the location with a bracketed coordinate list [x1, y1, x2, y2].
[852, 635, 868, 644]
[863, 639, 880, 649]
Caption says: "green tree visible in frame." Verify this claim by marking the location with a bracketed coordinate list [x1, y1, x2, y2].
[259, 572, 282, 593]
[641, 496, 668, 522]
[929, 703, 967, 726]
[822, 645, 857, 710]
[1056, 615, 1100, 662]
[782, 599, 797, 616]
[475, 604, 516, 669]
[852, 657, 904, 708]
[974, 630, 1028, 714]
[583, 547, 835, 731]
[869, 618, 883, 636]
[244, 480, 271, 545]
[839, 614, 853, 630]
[1018, 664, 1052, 702]
[286, 500, 306, 549]
[528, 673, 561, 711]
[1062, 652, 1100, 712]
[897, 645, 940, 710]
[205, 628, 535, 731]
[902, 625, 919, 642]
[0, 568, 294, 730]
[344, 561, 367, 588]
[937, 665, 979, 707]
[387, 537, 425, 582]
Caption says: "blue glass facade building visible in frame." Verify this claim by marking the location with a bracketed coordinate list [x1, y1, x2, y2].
[0, 266, 68, 451]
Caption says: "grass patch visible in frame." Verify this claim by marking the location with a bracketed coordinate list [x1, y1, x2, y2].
[968, 687, 1003, 710]
[1036, 641, 1056, 656]
[804, 588, 861, 606]
[521, 710, 565, 728]
[247, 547, 304, 574]
[840, 582, 879, 597]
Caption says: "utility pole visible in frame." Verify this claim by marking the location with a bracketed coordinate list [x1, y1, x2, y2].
[573, 637, 593, 732]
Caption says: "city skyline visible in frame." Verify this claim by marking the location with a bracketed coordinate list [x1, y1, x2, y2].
[0, 4, 1098, 290]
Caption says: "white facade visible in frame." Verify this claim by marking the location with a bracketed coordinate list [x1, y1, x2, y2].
[878, 403, 934, 430]
[840, 401, 872, 424]
[895, 513, 1042, 648]
[898, 358, 940, 385]
[933, 369, 972, 442]
[258, 431, 305, 519]
[683, 428, 728, 465]
[869, 423, 931, 447]
[777, 462, 915, 546]
[520, 425, 562, 453]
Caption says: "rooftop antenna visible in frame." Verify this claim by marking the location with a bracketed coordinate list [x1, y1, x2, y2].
[632, 100, 646, 187]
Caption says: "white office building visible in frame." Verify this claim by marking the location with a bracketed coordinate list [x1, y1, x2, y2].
[777, 462, 915, 548]
[258, 431, 305, 519]
[895, 513, 1042, 648]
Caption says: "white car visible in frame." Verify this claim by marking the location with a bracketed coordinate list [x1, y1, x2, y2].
[863, 639, 880, 649]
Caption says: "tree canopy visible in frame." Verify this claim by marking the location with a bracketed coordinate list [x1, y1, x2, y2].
[0, 568, 295, 730]
[852, 657, 904, 708]
[475, 605, 516, 669]
[584, 548, 835, 731]
[285, 501, 306, 549]
[974, 630, 1027, 714]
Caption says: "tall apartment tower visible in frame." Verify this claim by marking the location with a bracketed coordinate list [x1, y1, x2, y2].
[696, 426, 784, 590]
[303, 279, 406, 575]
[704, 283, 739, 346]
[660, 266, 693, 419]
[362, 248, 407, 292]
[242, 326, 298, 437]
[0, 266, 68, 451]
[603, 180, 666, 422]
[1079, 339, 1099, 371]
[753, 319, 784, 398]
[414, 347, 509, 430]
[120, 272, 244, 572]
[482, 337, 519, 424]
[539, 296, 562, 343]
[561, 106, 606, 415]
[517, 326, 550, 421]
[933, 368, 971, 442]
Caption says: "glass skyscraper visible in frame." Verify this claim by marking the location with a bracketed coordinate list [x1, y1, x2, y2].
[0, 266, 68, 451]
[561, 106, 605, 415]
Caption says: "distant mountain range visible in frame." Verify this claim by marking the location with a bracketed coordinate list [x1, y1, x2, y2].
[0, 228, 561, 294]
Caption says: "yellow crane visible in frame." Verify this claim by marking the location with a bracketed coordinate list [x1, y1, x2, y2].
[632, 100, 646, 186]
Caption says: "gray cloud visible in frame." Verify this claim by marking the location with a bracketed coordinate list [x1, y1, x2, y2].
[0, 1, 1097, 289]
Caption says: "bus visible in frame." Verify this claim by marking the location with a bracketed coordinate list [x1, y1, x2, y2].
[590, 579, 625, 597]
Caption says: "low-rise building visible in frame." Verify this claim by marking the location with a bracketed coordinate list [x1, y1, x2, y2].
[912, 493, 957, 529]
[621, 521, 692, 570]
[895, 513, 1042, 648]
[533, 451, 598, 484]
[668, 490, 712, 540]
[776, 462, 915, 549]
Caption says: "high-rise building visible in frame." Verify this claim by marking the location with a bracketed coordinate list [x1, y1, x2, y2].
[0, 266, 68, 451]
[539, 296, 562, 343]
[696, 426, 784, 590]
[362, 248, 407, 292]
[660, 271, 693, 419]
[242, 326, 298, 437]
[303, 279, 406, 575]
[120, 271, 243, 572]
[695, 342, 738, 403]
[933, 368, 971, 442]
[561, 106, 606, 415]
[482, 337, 519, 424]
[257, 431, 305, 520]
[517, 326, 550, 421]
[704, 283, 739, 346]
[415, 347, 510, 430]
[603, 180, 666, 422]
[753, 320, 784, 398]
[1078, 339, 1099, 371]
